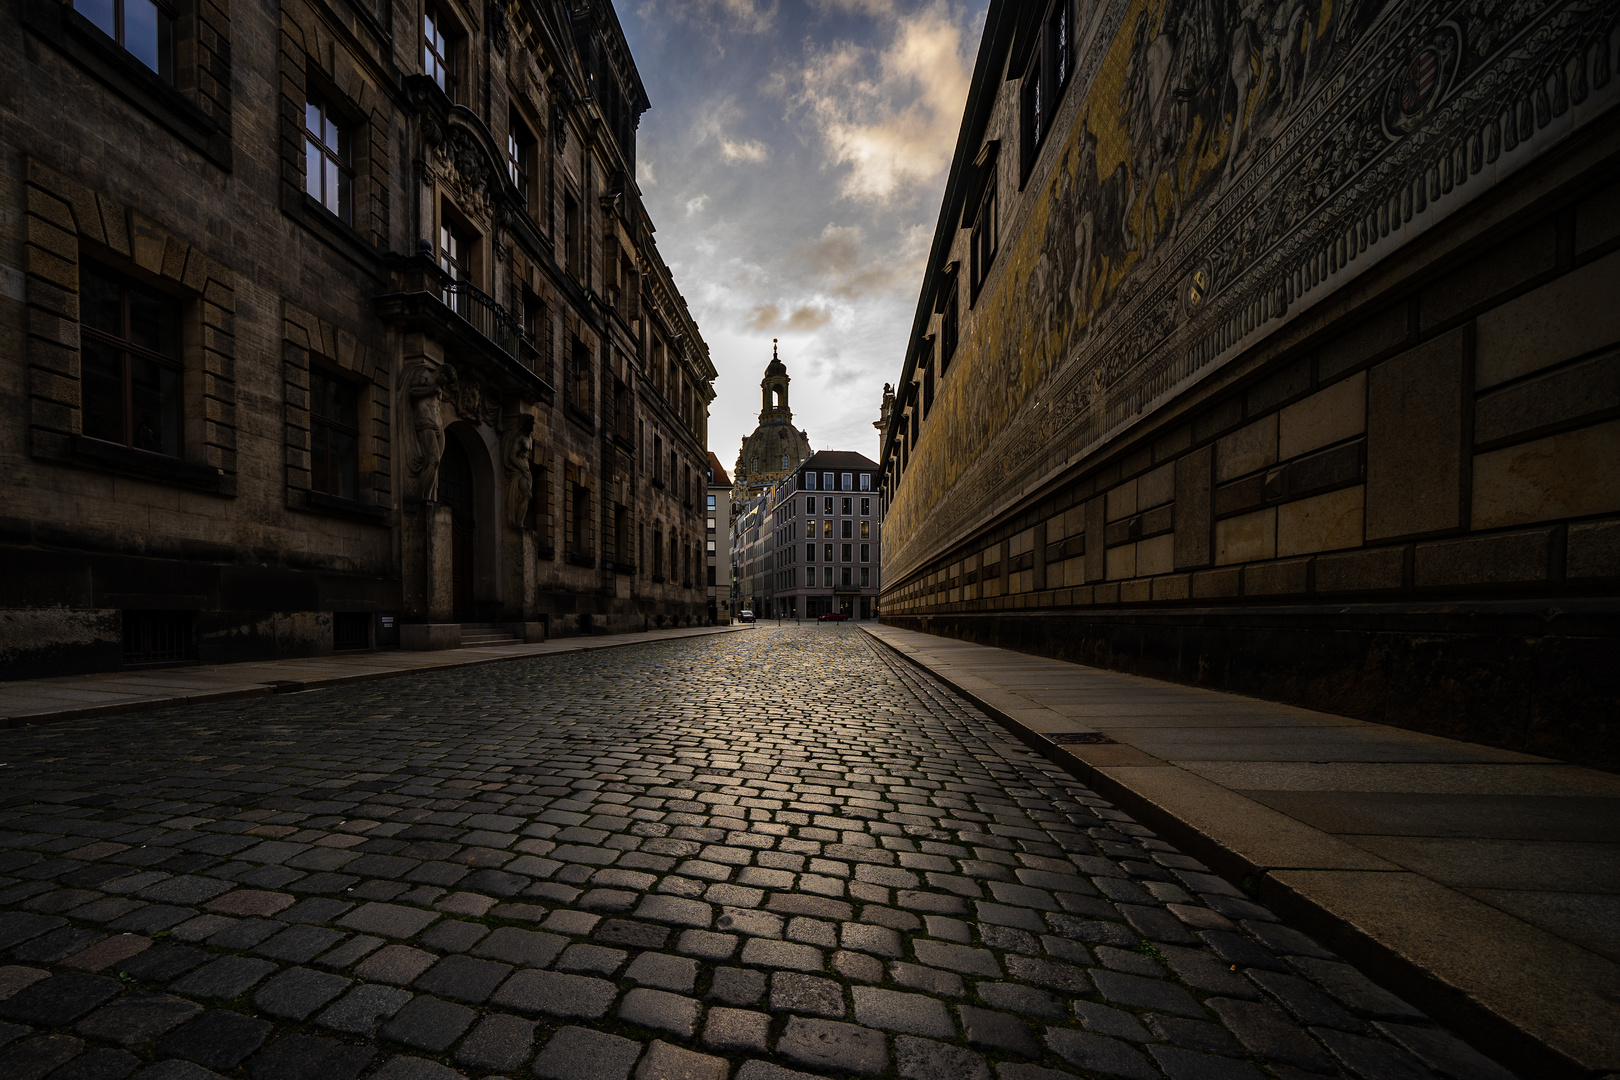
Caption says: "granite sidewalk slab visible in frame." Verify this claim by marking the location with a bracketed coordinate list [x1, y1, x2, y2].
[863, 622, 1620, 1080]
[0, 624, 747, 728]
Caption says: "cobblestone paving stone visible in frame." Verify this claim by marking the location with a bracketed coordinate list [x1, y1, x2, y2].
[0, 626, 1518, 1080]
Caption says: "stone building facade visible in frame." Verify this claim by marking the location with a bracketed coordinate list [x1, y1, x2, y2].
[879, 0, 1620, 764]
[766, 451, 883, 620]
[705, 451, 731, 624]
[1, 0, 712, 678]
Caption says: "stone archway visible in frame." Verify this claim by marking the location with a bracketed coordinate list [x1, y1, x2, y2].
[441, 422, 501, 621]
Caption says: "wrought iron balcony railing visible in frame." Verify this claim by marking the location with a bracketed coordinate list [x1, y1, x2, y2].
[442, 279, 520, 358]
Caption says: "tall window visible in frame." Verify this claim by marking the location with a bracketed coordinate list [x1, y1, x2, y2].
[941, 286, 958, 367]
[568, 337, 591, 413]
[424, 4, 458, 100]
[1022, 0, 1074, 180]
[76, 0, 172, 81]
[80, 260, 182, 457]
[305, 96, 352, 223]
[860, 498, 870, 516]
[439, 216, 471, 283]
[563, 191, 580, 277]
[570, 483, 590, 556]
[310, 369, 359, 499]
[971, 182, 998, 295]
[922, 355, 935, 416]
[508, 110, 534, 203]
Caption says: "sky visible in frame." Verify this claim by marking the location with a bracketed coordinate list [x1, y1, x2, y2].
[619, 0, 989, 474]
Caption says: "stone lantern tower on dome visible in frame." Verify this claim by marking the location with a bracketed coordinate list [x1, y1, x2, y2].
[733, 339, 812, 498]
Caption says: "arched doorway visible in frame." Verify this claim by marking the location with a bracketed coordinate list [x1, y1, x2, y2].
[439, 437, 476, 620]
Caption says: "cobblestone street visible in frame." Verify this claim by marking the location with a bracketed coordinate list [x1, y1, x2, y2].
[0, 625, 1510, 1080]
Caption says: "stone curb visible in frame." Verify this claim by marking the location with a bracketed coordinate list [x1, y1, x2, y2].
[0, 624, 749, 730]
[859, 624, 1587, 1080]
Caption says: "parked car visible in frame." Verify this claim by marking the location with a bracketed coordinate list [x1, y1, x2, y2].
[818, 612, 849, 621]
[738, 610, 755, 623]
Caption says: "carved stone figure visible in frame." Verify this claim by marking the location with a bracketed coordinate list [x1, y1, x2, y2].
[403, 361, 455, 500]
[502, 413, 536, 529]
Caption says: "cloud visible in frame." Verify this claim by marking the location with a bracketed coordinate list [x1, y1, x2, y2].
[792, 1, 973, 204]
[685, 194, 710, 216]
[638, 157, 658, 187]
[719, 137, 769, 164]
[744, 303, 833, 332]
[798, 222, 919, 298]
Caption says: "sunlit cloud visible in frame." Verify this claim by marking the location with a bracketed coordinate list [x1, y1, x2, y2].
[793, 2, 973, 204]
[719, 137, 769, 164]
[684, 194, 710, 216]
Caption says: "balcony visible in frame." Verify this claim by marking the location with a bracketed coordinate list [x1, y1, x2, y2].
[376, 254, 552, 400]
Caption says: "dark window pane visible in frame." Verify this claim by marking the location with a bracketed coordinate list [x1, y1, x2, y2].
[82, 262, 123, 336]
[305, 138, 322, 201]
[123, 0, 164, 76]
[127, 285, 180, 359]
[75, 0, 117, 38]
[129, 355, 182, 455]
[81, 339, 126, 444]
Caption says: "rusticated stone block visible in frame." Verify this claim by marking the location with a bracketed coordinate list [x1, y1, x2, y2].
[1476, 249, 1620, 390]
[1136, 535, 1173, 577]
[1277, 487, 1363, 557]
[1413, 529, 1553, 587]
[1366, 329, 1464, 540]
[1279, 372, 1365, 460]
[1471, 421, 1620, 529]
[1173, 445, 1212, 570]
[1314, 546, 1404, 593]
[1216, 415, 1276, 483]
[1150, 573, 1190, 601]
[1190, 567, 1240, 599]
[1474, 352, 1619, 446]
[1319, 302, 1410, 381]
[1244, 559, 1309, 596]
[1421, 220, 1556, 334]
[1567, 520, 1620, 579]
[1215, 508, 1275, 566]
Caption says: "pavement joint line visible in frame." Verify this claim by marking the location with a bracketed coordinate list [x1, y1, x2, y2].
[858, 622, 1610, 1080]
[0, 625, 748, 730]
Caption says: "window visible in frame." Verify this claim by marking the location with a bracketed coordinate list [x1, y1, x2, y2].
[860, 498, 870, 516]
[842, 567, 853, 587]
[971, 181, 997, 295]
[861, 544, 870, 562]
[1022, 0, 1074, 180]
[941, 285, 959, 367]
[804, 472, 816, 490]
[570, 483, 590, 556]
[122, 609, 192, 665]
[568, 336, 591, 413]
[823, 567, 833, 588]
[653, 435, 663, 485]
[822, 520, 832, 538]
[707, 517, 716, 532]
[80, 259, 183, 457]
[824, 497, 833, 515]
[861, 567, 871, 587]
[563, 190, 580, 277]
[805, 497, 815, 515]
[424, 3, 458, 99]
[841, 521, 853, 539]
[841, 544, 852, 562]
[842, 498, 852, 516]
[707, 539, 716, 553]
[806, 544, 816, 562]
[923, 356, 935, 416]
[304, 96, 352, 223]
[508, 109, 534, 203]
[860, 473, 871, 491]
[841, 473, 852, 491]
[824, 544, 833, 562]
[822, 472, 832, 490]
[310, 369, 359, 499]
[439, 215, 472, 283]
[707, 495, 716, 510]
[860, 520, 870, 539]
[527, 465, 551, 546]
[76, 0, 173, 81]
